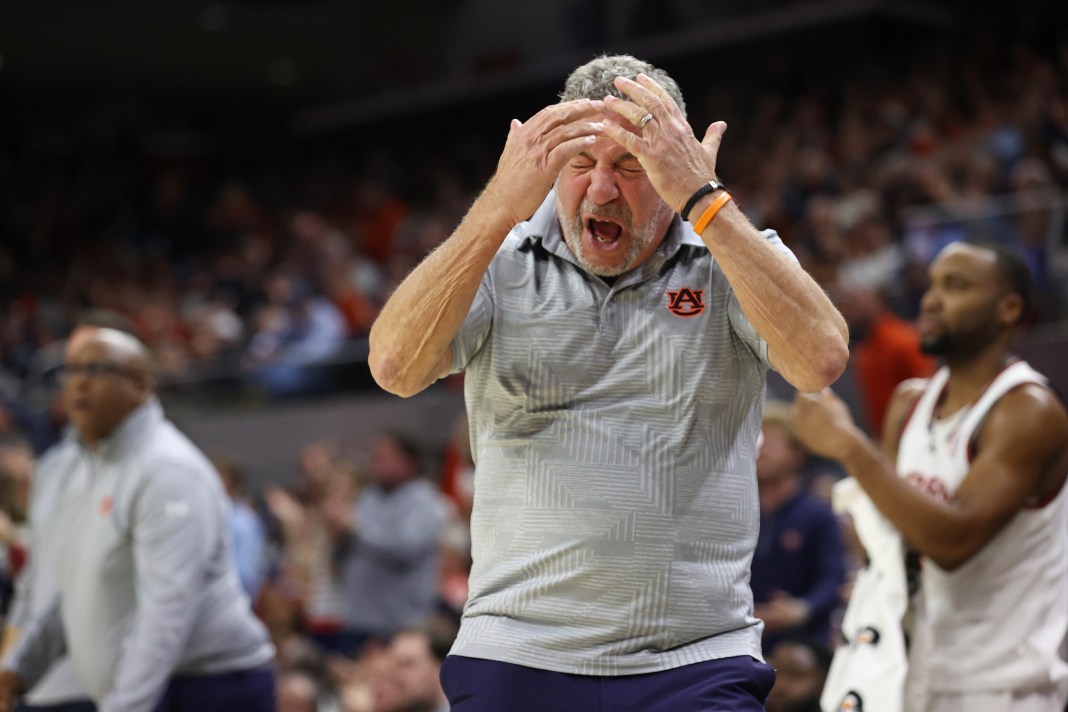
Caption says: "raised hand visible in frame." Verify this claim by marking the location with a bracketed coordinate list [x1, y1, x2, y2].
[601, 74, 727, 213]
[484, 99, 605, 226]
[791, 389, 863, 462]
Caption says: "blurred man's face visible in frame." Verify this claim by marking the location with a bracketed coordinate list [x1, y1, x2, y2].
[62, 340, 147, 446]
[765, 642, 826, 712]
[918, 243, 1019, 358]
[276, 673, 317, 712]
[370, 437, 416, 488]
[389, 632, 443, 709]
[756, 423, 804, 514]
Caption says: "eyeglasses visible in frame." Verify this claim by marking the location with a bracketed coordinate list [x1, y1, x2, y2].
[60, 362, 142, 381]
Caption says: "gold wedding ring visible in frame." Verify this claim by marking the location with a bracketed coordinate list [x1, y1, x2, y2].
[638, 113, 654, 130]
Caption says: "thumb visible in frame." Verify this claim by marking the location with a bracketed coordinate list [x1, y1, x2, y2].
[509, 118, 523, 134]
[701, 121, 727, 150]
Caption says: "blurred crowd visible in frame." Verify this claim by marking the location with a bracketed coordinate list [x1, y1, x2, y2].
[1, 27, 1066, 403]
[0, 18, 1066, 712]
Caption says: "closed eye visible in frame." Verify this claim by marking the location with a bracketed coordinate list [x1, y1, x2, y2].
[616, 157, 645, 175]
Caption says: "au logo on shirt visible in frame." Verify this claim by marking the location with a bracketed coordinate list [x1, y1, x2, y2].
[666, 287, 705, 317]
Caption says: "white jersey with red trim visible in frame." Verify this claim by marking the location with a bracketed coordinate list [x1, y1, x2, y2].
[897, 360, 1068, 694]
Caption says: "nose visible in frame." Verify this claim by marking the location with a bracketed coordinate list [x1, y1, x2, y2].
[919, 285, 940, 314]
[586, 164, 619, 205]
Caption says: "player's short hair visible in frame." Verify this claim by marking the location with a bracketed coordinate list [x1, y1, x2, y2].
[560, 54, 686, 119]
[964, 240, 1035, 324]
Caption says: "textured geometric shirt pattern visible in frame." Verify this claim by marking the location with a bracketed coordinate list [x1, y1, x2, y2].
[450, 192, 793, 675]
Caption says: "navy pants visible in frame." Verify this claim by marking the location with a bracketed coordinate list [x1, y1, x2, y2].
[441, 655, 775, 712]
[151, 667, 276, 712]
[16, 702, 95, 712]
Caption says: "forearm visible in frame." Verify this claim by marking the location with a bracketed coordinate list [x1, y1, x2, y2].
[698, 200, 847, 391]
[357, 520, 440, 566]
[839, 430, 977, 569]
[368, 188, 514, 397]
[2, 597, 65, 691]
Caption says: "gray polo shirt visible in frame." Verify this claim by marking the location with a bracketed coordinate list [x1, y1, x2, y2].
[5, 399, 275, 711]
[449, 192, 790, 675]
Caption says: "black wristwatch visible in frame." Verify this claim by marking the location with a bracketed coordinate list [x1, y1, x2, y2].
[681, 180, 728, 222]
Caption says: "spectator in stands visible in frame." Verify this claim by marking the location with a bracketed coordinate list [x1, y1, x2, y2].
[0, 439, 31, 620]
[336, 432, 446, 656]
[246, 272, 349, 396]
[752, 401, 846, 653]
[263, 441, 355, 656]
[213, 454, 271, 603]
[763, 635, 832, 712]
[386, 627, 452, 712]
[834, 284, 935, 437]
[276, 670, 319, 712]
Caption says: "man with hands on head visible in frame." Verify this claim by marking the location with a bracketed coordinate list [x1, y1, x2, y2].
[0, 328, 276, 712]
[370, 54, 847, 711]
[791, 241, 1068, 711]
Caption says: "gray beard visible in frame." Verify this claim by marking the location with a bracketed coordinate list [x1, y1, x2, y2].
[555, 197, 670, 278]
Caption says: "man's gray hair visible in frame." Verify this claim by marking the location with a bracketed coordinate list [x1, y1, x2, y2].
[560, 54, 686, 118]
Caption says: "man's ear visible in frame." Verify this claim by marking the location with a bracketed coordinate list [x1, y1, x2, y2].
[998, 292, 1024, 327]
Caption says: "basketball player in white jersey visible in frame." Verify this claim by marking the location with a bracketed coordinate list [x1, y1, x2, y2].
[792, 240, 1068, 712]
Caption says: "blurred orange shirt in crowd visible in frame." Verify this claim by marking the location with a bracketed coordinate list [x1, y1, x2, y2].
[853, 312, 936, 437]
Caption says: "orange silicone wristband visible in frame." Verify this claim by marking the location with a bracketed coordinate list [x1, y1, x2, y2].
[692, 191, 733, 233]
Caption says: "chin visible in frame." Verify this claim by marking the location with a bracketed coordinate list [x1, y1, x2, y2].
[586, 261, 629, 277]
[919, 335, 948, 356]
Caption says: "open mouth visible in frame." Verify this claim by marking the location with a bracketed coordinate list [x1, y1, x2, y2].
[587, 217, 623, 245]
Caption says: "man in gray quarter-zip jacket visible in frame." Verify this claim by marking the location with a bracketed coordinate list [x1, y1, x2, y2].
[2, 312, 138, 712]
[2, 433, 96, 712]
[0, 329, 276, 712]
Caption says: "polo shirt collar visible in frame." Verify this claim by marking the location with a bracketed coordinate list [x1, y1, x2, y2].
[83, 397, 163, 460]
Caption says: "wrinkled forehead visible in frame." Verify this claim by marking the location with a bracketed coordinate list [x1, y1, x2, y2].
[578, 131, 638, 163]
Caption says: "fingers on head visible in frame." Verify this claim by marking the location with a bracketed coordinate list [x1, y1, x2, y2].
[612, 75, 657, 111]
[598, 123, 639, 155]
[635, 73, 670, 102]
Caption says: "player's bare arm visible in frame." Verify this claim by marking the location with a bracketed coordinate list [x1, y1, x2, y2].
[602, 74, 848, 393]
[945, 384, 1068, 556]
[793, 383, 1068, 571]
[369, 99, 605, 397]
